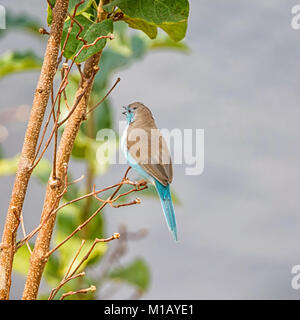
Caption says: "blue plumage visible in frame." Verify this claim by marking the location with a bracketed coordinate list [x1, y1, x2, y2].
[154, 180, 178, 241]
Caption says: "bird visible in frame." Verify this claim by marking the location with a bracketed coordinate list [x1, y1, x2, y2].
[121, 102, 177, 241]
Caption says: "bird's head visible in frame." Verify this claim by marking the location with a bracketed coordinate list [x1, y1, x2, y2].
[122, 102, 153, 124]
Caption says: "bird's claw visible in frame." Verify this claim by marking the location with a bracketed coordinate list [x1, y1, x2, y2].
[135, 179, 147, 190]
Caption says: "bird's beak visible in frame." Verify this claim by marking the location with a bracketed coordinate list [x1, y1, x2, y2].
[122, 105, 128, 115]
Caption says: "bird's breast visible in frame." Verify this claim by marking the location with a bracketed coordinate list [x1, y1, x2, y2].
[121, 124, 128, 156]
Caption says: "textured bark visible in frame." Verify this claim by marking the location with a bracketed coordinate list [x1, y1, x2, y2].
[0, 0, 69, 300]
[22, 1, 109, 300]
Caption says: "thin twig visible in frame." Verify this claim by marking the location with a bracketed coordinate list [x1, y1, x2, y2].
[30, 71, 95, 171]
[97, 225, 148, 299]
[0, 0, 69, 300]
[57, 72, 97, 127]
[48, 239, 86, 300]
[57, 0, 86, 66]
[87, 77, 121, 115]
[49, 234, 119, 300]
[48, 272, 85, 300]
[69, 234, 120, 277]
[60, 285, 96, 300]
[15, 168, 137, 250]
[30, 33, 114, 170]
[20, 212, 32, 254]
[52, 92, 62, 180]
[22, 0, 113, 301]
[67, 240, 86, 279]
[45, 168, 133, 257]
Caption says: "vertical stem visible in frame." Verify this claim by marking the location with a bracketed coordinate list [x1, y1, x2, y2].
[0, 0, 69, 300]
[22, 1, 110, 300]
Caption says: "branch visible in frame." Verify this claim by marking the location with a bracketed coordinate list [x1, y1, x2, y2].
[45, 168, 145, 257]
[87, 77, 121, 115]
[48, 239, 86, 300]
[20, 212, 31, 255]
[49, 234, 119, 300]
[60, 285, 96, 300]
[57, 0, 87, 66]
[0, 0, 69, 300]
[97, 225, 148, 299]
[22, 0, 113, 300]
[29, 35, 115, 171]
[15, 168, 138, 250]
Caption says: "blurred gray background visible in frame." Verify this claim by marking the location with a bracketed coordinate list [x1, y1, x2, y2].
[1, 0, 300, 299]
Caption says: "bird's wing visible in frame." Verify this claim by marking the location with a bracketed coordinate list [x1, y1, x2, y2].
[127, 123, 173, 186]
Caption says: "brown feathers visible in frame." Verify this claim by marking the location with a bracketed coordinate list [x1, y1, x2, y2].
[126, 102, 173, 186]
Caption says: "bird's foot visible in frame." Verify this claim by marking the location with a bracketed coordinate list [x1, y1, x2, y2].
[121, 178, 147, 190]
[135, 179, 148, 190]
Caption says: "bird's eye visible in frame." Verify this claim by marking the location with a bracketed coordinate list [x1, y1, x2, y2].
[133, 107, 137, 110]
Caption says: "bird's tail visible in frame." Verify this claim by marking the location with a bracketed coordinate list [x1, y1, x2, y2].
[155, 180, 178, 241]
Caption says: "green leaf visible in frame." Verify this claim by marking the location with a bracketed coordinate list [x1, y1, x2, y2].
[104, 0, 189, 41]
[13, 245, 31, 275]
[47, 0, 94, 25]
[68, 0, 94, 16]
[0, 51, 42, 79]
[72, 128, 116, 176]
[0, 155, 52, 185]
[105, 0, 189, 23]
[47, 2, 54, 26]
[72, 131, 90, 159]
[80, 94, 113, 142]
[93, 49, 130, 90]
[149, 36, 190, 52]
[61, 176, 80, 202]
[122, 15, 157, 40]
[61, 15, 93, 60]
[0, 155, 19, 175]
[74, 19, 113, 63]
[112, 20, 131, 47]
[56, 203, 82, 236]
[92, 22, 148, 92]
[83, 198, 106, 240]
[130, 34, 147, 59]
[158, 20, 188, 42]
[109, 258, 150, 292]
[59, 74, 80, 118]
[94, 98, 113, 131]
[61, 17, 113, 62]
[33, 159, 52, 184]
[44, 255, 62, 286]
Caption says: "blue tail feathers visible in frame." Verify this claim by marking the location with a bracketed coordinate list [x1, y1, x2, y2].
[155, 180, 178, 241]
